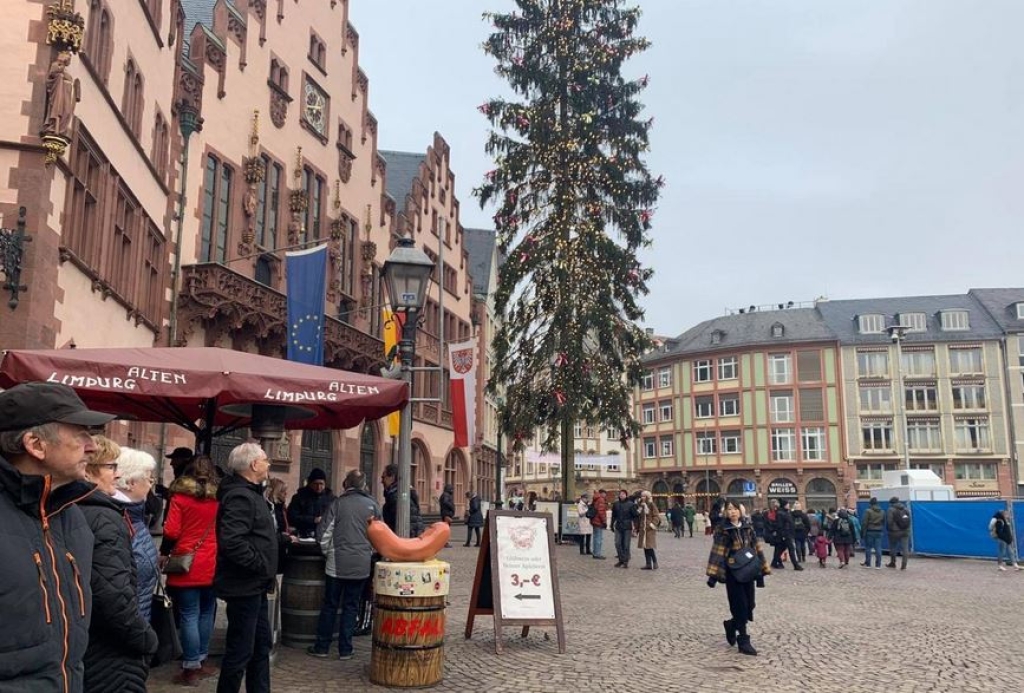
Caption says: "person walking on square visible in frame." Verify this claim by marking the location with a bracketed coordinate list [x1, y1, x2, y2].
[636, 490, 661, 569]
[989, 510, 1021, 571]
[861, 497, 885, 568]
[791, 501, 809, 564]
[706, 501, 769, 656]
[307, 471, 381, 660]
[771, 499, 803, 570]
[611, 489, 638, 568]
[667, 500, 684, 539]
[464, 489, 484, 546]
[806, 508, 821, 557]
[215, 443, 280, 693]
[683, 502, 696, 537]
[814, 533, 830, 568]
[828, 508, 856, 568]
[885, 497, 911, 570]
[576, 493, 593, 555]
[590, 489, 608, 559]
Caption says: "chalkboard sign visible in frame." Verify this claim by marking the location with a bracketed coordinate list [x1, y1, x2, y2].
[464, 510, 566, 654]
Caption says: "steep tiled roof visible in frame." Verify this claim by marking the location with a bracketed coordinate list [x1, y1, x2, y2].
[643, 307, 834, 363]
[463, 228, 496, 296]
[180, 0, 216, 38]
[969, 288, 1024, 333]
[379, 150, 425, 210]
[816, 293, 1005, 345]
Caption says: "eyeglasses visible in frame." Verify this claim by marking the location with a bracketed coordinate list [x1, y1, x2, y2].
[94, 463, 118, 471]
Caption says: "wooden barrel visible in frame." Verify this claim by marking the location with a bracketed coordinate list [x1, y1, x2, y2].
[280, 544, 329, 648]
[370, 561, 450, 688]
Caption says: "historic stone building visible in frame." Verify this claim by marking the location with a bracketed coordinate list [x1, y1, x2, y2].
[1, 0, 477, 502]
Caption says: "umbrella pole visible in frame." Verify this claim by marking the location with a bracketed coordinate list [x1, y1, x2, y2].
[199, 400, 216, 456]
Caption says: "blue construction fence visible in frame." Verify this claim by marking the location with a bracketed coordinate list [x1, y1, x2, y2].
[855, 499, 1024, 561]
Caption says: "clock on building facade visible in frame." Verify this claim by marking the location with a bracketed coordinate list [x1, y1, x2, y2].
[303, 78, 327, 137]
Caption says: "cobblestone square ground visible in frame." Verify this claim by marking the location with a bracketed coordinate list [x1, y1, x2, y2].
[149, 533, 1024, 692]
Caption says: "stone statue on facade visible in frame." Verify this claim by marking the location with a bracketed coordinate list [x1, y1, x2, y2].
[43, 51, 76, 139]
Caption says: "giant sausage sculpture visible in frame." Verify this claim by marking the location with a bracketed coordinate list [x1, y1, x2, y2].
[367, 518, 452, 562]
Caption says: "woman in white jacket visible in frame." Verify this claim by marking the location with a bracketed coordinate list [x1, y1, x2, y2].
[577, 493, 593, 555]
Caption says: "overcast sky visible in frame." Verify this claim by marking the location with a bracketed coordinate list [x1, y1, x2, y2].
[349, 1, 1023, 336]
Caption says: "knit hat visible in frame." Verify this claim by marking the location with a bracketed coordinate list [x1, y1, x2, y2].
[307, 467, 327, 483]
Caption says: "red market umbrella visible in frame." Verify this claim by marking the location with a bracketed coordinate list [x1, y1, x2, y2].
[0, 347, 407, 450]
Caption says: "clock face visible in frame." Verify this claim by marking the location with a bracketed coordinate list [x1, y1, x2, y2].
[304, 81, 326, 136]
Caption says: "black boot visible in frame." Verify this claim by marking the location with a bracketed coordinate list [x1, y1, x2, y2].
[737, 634, 757, 656]
[723, 619, 736, 646]
[652, 556, 659, 570]
[641, 550, 653, 570]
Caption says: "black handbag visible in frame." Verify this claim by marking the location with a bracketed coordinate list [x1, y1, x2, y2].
[726, 546, 762, 584]
[149, 580, 182, 667]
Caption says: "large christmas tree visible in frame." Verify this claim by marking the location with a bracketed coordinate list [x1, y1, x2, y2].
[476, 0, 661, 484]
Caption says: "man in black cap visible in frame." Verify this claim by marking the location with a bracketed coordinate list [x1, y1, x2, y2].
[166, 446, 195, 479]
[0, 382, 115, 691]
[287, 467, 335, 538]
[153, 446, 194, 531]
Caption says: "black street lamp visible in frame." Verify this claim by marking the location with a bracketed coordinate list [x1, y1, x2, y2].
[495, 396, 505, 508]
[382, 234, 434, 537]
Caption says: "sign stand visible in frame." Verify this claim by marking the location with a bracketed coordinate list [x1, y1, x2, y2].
[465, 510, 566, 654]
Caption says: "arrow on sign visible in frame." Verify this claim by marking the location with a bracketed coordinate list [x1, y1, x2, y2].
[514, 593, 541, 600]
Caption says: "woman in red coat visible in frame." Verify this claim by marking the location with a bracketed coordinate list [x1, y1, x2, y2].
[164, 456, 219, 686]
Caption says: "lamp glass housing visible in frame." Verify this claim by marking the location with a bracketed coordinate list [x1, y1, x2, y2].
[382, 236, 434, 311]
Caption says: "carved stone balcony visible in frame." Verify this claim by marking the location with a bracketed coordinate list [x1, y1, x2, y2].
[176, 262, 385, 372]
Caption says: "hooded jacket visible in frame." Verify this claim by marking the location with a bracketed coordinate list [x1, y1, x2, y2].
[66, 481, 158, 693]
[863, 505, 885, 533]
[214, 474, 278, 599]
[0, 456, 94, 693]
[318, 488, 380, 580]
[164, 475, 219, 588]
[438, 484, 456, 521]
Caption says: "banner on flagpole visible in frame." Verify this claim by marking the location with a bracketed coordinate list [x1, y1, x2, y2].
[383, 309, 404, 437]
[285, 244, 328, 365]
[448, 339, 477, 448]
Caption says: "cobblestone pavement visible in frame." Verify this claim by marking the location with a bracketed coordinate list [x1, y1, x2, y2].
[149, 534, 1024, 692]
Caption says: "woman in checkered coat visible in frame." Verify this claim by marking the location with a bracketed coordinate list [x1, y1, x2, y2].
[705, 500, 770, 656]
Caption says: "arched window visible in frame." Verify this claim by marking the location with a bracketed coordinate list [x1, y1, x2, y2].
[652, 480, 669, 512]
[300, 430, 333, 486]
[98, 10, 113, 82]
[122, 60, 136, 127]
[131, 73, 144, 136]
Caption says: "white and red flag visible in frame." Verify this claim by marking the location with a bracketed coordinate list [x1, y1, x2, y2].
[448, 339, 477, 448]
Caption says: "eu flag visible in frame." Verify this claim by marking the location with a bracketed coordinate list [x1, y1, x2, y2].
[285, 244, 328, 365]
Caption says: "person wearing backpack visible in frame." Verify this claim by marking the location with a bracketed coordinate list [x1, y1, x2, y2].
[885, 497, 911, 570]
[577, 493, 594, 555]
[861, 497, 885, 568]
[828, 508, 856, 568]
[990, 510, 1021, 572]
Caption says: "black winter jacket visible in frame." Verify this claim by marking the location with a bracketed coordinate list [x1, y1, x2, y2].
[0, 457, 94, 692]
[776, 508, 795, 540]
[382, 483, 423, 536]
[465, 494, 484, 528]
[611, 498, 638, 532]
[214, 474, 278, 598]
[286, 485, 335, 538]
[439, 487, 456, 521]
[66, 481, 158, 693]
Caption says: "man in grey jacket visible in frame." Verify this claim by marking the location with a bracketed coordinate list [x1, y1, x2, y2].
[307, 470, 380, 660]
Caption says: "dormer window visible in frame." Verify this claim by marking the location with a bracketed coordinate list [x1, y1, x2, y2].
[1016, 302, 1024, 320]
[897, 312, 926, 332]
[710, 329, 724, 345]
[857, 314, 885, 334]
[771, 322, 784, 338]
[939, 310, 970, 331]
